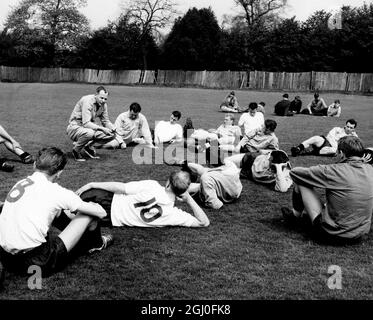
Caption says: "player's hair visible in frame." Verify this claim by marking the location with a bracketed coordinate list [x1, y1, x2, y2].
[283, 93, 289, 98]
[295, 96, 301, 100]
[346, 119, 357, 128]
[334, 99, 340, 104]
[271, 150, 289, 164]
[35, 147, 67, 176]
[225, 113, 235, 124]
[129, 102, 141, 113]
[248, 102, 258, 110]
[183, 117, 194, 139]
[169, 171, 191, 196]
[96, 86, 108, 94]
[338, 136, 364, 158]
[259, 102, 266, 107]
[264, 119, 277, 132]
[172, 111, 181, 120]
[230, 91, 235, 96]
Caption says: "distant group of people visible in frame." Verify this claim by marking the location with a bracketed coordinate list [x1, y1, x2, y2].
[0, 85, 372, 288]
[273, 92, 342, 117]
[220, 90, 342, 119]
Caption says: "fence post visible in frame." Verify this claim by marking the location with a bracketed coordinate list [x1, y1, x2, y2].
[359, 74, 364, 92]
[201, 70, 206, 87]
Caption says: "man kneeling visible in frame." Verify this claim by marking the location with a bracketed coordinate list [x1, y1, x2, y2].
[75, 171, 210, 228]
[282, 136, 373, 244]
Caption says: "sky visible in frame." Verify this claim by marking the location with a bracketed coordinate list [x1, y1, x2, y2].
[0, 0, 371, 30]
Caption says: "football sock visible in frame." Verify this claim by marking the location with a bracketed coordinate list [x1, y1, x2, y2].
[292, 188, 305, 213]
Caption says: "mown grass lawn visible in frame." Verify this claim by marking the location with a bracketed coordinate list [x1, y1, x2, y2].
[0, 83, 372, 300]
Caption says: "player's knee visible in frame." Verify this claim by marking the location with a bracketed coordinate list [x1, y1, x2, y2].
[84, 130, 95, 140]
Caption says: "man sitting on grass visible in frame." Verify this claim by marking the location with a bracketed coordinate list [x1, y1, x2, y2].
[302, 92, 328, 116]
[75, 171, 210, 228]
[235, 119, 279, 154]
[220, 91, 240, 113]
[0, 147, 113, 286]
[154, 111, 183, 146]
[115, 102, 154, 148]
[224, 150, 293, 193]
[238, 102, 264, 138]
[274, 93, 293, 116]
[282, 136, 373, 244]
[327, 99, 342, 117]
[291, 119, 358, 157]
[0, 124, 33, 172]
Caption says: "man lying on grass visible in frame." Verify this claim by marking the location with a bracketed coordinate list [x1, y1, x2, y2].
[75, 171, 210, 228]
[291, 119, 358, 157]
[224, 149, 293, 193]
[282, 136, 373, 244]
[178, 161, 242, 210]
[0, 147, 112, 286]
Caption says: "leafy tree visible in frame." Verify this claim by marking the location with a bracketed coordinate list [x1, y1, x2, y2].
[75, 14, 159, 70]
[4, 0, 89, 65]
[161, 7, 222, 70]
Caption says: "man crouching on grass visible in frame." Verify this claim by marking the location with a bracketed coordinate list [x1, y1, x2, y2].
[75, 171, 210, 228]
[0, 147, 113, 287]
[281, 136, 373, 244]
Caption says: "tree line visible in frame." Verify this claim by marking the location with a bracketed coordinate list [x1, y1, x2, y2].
[0, 0, 372, 73]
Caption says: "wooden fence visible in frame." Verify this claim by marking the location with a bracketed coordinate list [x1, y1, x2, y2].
[1, 66, 372, 93]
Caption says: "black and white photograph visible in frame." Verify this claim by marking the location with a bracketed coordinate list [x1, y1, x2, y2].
[0, 0, 372, 309]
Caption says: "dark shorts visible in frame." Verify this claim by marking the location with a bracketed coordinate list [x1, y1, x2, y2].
[311, 136, 331, 155]
[0, 233, 68, 276]
[80, 189, 114, 227]
[311, 215, 362, 245]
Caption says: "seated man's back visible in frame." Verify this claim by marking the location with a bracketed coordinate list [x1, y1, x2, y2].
[290, 159, 373, 239]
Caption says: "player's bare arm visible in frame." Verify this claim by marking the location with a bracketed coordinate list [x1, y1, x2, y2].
[178, 192, 210, 228]
[76, 201, 107, 219]
[76, 182, 128, 195]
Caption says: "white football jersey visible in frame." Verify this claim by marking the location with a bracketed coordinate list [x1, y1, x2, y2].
[110, 180, 198, 227]
[0, 172, 83, 254]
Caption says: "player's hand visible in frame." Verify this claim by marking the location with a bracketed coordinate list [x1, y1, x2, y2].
[362, 151, 372, 164]
[76, 183, 92, 196]
[100, 127, 113, 136]
[177, 191, 191, 202]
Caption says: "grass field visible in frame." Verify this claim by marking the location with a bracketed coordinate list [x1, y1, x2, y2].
[0, 83, 373, 300]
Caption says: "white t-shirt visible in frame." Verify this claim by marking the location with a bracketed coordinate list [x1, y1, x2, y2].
[110, 180, 198, 227]
[326, 127, 358, 151]
[238, 112, 264, 136]
[154, 121, 183, 143]
[0, 172, 83, 254]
